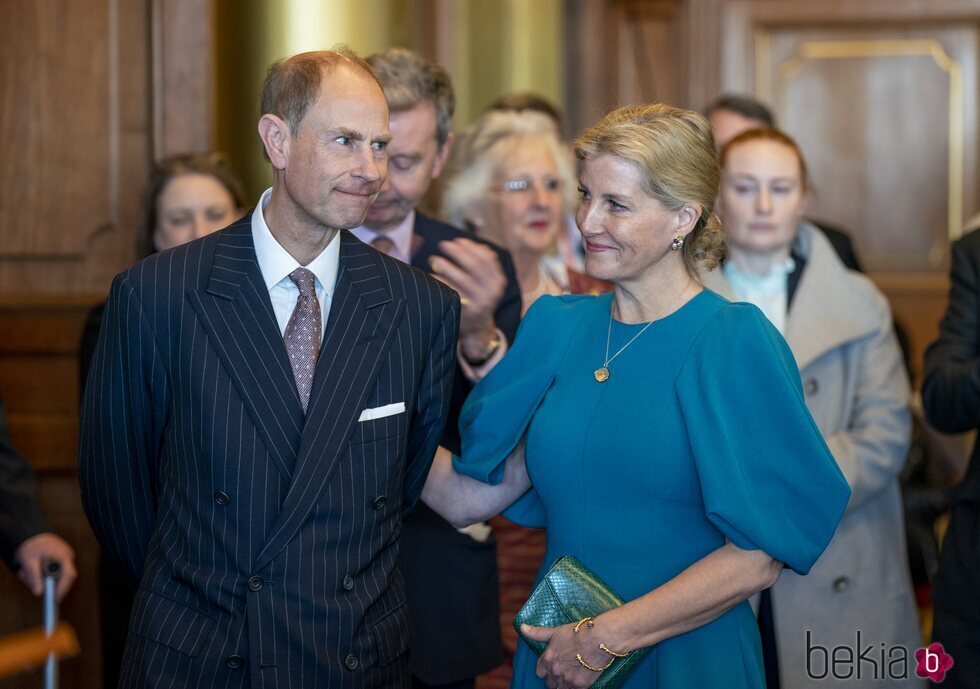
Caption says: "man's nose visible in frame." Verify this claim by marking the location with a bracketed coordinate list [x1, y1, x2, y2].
[353, 148, 384, 183]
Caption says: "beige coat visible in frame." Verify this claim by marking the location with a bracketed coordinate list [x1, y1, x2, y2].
[702, 223, 922, 688]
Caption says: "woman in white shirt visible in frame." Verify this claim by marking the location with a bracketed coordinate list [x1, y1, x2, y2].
[701, 128, 921, 689]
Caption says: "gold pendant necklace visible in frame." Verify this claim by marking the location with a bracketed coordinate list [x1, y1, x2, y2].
[595, 282, 697, 383]
[595, 301, 658, 383]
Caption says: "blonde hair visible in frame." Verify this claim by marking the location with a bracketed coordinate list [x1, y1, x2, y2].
[574, 103, 726, 274]
[441, 110, 575, 233]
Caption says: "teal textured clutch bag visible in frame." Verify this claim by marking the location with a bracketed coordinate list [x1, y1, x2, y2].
[514, 556, 649, 688]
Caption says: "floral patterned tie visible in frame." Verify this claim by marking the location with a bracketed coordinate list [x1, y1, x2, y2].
[283, 268, 321, 412]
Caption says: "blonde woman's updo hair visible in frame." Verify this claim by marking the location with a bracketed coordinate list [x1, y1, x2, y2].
[442, 110, 576, 234]
[574, 103, 727, 275]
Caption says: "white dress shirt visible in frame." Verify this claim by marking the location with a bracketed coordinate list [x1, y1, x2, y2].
[723, 256, 796, 335]
[251, 187, 340, 338]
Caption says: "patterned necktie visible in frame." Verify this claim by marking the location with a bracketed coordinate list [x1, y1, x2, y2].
[371, 235, 397, 258]
[283, 267, 321, 412]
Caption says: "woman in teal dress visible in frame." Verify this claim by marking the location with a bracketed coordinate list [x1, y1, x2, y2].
[422, 103, 850, 689]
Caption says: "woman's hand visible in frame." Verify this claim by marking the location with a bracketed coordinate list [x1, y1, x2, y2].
[521, 619, 627, 689]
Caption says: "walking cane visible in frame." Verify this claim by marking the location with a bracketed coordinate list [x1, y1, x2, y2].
[42, 558, 61, 689]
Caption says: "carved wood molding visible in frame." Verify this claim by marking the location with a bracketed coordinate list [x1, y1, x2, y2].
[152, 0, 214, 158]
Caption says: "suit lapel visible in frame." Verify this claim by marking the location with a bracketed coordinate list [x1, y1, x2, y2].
[187, 219, 304, 481]
[410, 214, 437, 270]
[254, 232, 404, 572]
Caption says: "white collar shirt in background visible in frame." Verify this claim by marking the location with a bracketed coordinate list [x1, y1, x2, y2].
[723, 256, 796, 335]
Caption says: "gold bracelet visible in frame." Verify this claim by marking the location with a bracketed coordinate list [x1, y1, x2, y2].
[598, 642, 631, 658]
[573, 616, 595, 634]
[576, 653, 614, 672]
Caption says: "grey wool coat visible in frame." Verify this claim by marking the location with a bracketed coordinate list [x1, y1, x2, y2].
[701, 223, 922, 688]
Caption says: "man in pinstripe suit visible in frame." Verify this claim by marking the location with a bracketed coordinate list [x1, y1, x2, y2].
[80, 48, 460, 688]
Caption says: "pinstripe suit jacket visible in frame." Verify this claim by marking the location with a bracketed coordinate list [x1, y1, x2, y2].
[79, 216, 459, 689]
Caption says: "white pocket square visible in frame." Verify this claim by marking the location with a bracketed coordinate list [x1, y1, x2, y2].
[358, 402, 405, 422]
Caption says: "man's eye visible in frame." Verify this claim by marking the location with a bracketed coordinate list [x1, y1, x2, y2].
[372, 141, 388, 152]
[335, 136, 352, 145]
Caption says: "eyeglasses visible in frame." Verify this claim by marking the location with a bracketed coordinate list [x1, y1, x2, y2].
[495, 177, 563, 194]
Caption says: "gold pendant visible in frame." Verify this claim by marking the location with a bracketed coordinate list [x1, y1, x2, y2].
[594, 366, 610, 382]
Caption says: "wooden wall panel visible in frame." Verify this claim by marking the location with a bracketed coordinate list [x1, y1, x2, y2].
[0, 2, 109, 259]
[0, 1, 213, 687]
[153, 0, 214, 158]
[0, 0, 150, 296]
[757, 26, 979, 273]
[566, 0, 688, 135]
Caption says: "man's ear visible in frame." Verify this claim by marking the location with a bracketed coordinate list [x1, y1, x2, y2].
[258, 114, 290, 170]
[431, 133, 454, 180]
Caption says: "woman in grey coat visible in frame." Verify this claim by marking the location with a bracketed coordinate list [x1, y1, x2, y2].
[702, 128, 921, 688]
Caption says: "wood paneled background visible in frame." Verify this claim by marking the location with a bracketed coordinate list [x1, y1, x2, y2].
[1, 1, 976, 687]
[568, 0, 980, 383]
[0, 0, 210, 687]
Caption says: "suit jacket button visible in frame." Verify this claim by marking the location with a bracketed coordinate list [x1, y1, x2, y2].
[832, 576, 849, 592]
[226, 655, 244, 669]
[805, 378, 819, 395]
[248, 575, 264, 592]
[372, 495, 387, 510]
[344, 653, 359, 670]
[214, 491, 230, 505]
[342, 575, 354, 591]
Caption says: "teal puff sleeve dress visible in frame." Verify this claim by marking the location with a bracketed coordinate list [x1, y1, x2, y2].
[453, 290, 850, 688]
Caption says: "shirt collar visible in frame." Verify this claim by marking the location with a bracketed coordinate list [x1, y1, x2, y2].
[349, 209, 416, 264]
[251, 187, 341, 293]
[723, 255, 796, 295]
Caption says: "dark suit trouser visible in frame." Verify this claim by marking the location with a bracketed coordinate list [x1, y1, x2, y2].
[931, 501, 980, 689]
[412, 677, 474, 689]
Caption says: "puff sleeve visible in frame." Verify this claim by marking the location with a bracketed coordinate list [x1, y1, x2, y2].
[676, 303, 850, 575]
[453, 295, 586, 527]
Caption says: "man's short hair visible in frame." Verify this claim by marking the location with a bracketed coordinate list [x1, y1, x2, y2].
[366, 48, 455, 149]
[703, 94, 776, 128]
[261, 46, 379, 136]
[486, 92, 564, 133]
